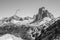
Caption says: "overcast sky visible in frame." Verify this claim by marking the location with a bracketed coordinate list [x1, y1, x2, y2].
[0, 0, 60, 18]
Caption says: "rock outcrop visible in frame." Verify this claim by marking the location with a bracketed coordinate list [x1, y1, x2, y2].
[0, 7, 60, 40]
[32, 7, 54, 23]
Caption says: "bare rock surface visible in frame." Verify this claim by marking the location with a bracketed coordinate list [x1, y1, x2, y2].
[0, 7, 60, 40]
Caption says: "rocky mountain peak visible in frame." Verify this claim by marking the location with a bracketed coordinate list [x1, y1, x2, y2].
[32, 7, 54, 23]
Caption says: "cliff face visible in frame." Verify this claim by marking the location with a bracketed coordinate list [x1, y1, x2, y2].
[0, 7, 60, 40]
[32, 7, 54, 23]
[35, 18, 60, 40]
[0, 7, 54, 26]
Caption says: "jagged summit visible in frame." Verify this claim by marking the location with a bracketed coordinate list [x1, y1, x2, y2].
[32, 7, 54, 23]
[0, 7, 60, 40]
[0, 7, 55, 27]
[0, 14, 34, 26]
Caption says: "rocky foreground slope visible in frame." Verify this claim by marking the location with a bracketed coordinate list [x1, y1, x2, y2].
[0, 7, 60, 40]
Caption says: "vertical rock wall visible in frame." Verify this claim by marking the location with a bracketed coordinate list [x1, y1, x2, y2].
[32, 7, 54, 23]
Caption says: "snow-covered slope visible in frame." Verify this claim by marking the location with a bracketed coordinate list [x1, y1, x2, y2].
[0, 7, 60, 40]
[0, 7, 55, 27]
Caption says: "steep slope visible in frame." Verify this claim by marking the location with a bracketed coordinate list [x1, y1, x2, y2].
[0, 7, 60, 40]
[31, 7, 54, 23]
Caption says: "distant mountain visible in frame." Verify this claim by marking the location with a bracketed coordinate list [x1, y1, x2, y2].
[0, 7, 55, 26]
[0, 7, 60, 40]
[31, 7, 54, 23]
[0, 15, 34, 26]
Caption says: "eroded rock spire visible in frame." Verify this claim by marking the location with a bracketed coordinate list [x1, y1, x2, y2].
[32, 7, 54, 23]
